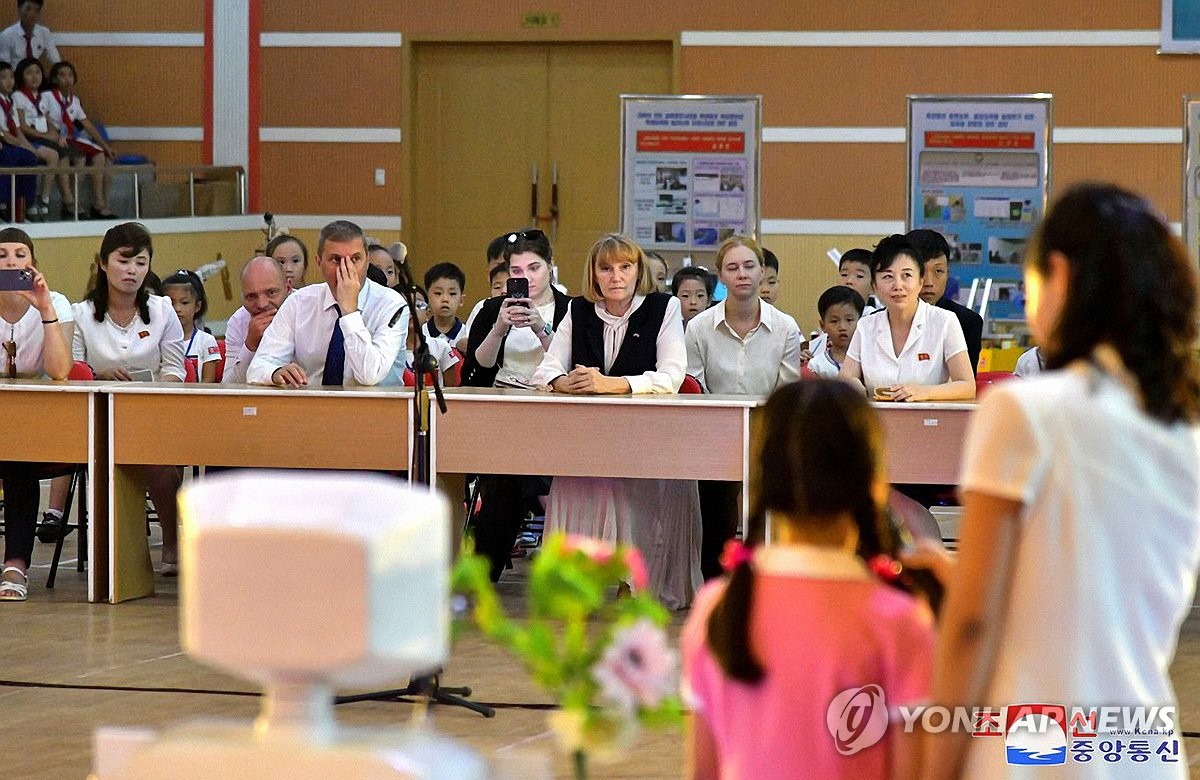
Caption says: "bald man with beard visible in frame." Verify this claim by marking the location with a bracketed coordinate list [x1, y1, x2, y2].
[221, 256, 289, 384]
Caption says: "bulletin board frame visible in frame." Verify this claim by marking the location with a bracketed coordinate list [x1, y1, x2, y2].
[619, 94, 761, 255]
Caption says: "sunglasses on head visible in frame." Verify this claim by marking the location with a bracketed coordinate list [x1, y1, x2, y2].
[506, 229, 546, 244]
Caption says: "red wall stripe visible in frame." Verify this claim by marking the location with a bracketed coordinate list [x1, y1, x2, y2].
[202, 0, 213, 166]
[247, 0, 261, 212]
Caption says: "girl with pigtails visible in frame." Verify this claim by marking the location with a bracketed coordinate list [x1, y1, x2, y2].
[681, 379, 936, 780]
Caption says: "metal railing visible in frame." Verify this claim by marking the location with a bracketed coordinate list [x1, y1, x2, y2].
[0, 164, 246, 221]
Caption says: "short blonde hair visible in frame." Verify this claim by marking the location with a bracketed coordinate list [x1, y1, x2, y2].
[714, 235, 764, 270]
[581, 233, 656, 303]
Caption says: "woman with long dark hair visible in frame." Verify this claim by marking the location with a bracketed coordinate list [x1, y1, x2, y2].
[926, 183, 1200, 777]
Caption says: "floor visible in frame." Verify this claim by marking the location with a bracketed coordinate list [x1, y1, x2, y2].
[3, 530, 1200, 779]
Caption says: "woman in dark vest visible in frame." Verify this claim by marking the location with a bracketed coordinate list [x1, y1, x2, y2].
[532, 233, 702, 609]
[461, 229, 570, 581]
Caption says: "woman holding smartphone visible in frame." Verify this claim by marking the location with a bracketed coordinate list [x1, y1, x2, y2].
[838, 234, 975, 402]
[72, 222, 185, 575]
[0, 227, 73, 601]
[461, 228, 570, 581]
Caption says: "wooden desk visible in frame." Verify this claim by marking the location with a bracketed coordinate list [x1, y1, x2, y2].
[875, 402, 975, 484]
[105, 384, 413, 603]
[0, 380, 107, 601]
[431, 387, 763, 535]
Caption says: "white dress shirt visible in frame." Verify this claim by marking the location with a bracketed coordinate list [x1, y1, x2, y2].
[71, 295, 186, 380]
[220, 306, 252, 384]
[845, 299, 967, 394]
[532, 295, 685, 394]
[2, 290, 72, 377]
[684, 299, 803, 395]
[0, 22, 60, 67]
[246, 278, 408, 386]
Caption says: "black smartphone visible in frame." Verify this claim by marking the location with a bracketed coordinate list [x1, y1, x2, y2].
[506, 277, 529, 299]
[0, 268, 33, 291]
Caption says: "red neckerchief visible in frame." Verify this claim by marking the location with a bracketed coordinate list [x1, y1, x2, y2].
[17, 87, 40, 117]
[0, 94, 14, 134]
[52, 89, 74, 136]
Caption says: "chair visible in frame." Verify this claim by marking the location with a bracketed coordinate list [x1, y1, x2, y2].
[213, 338, 226, 382]
[680, 375, 703, 394]
[975, 370, 1017, 399]
[47, 361, 95, 588]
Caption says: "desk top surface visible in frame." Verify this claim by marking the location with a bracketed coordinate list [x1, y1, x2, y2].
[0, 379, 979, 411]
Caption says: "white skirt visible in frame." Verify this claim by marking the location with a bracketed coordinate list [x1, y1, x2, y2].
[546, 476, 703, 610]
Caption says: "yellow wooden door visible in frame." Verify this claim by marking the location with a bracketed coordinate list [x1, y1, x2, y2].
[410, 42, 672, 302]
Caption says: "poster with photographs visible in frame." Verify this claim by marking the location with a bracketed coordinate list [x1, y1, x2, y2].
[1184, 96, 1200, 265]
[621, 95, 761, 252]
[908, 94, 1051, 319]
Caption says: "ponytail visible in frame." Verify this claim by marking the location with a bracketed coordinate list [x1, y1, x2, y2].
[705, 510, 766, 683]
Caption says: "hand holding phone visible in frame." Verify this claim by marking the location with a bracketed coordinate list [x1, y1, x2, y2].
[0, 268, 34, 292]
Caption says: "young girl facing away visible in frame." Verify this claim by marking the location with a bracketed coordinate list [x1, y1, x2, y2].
[161, 269, 219, 383]
[682, 379, 935, 780]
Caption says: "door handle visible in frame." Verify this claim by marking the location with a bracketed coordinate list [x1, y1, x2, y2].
[530, 162, 539, 225]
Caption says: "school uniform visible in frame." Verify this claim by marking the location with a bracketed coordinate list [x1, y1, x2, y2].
[423, 318, 463, 344]
[183, 328, 220, 382]
[1, 290, 71, 377]
[11, 88, 49, 137]
[43, 89, 103, 159]
[0, 92, 38, 209]
[846, 299, 967, 395]
[684, 299, 803, 394]
[246, 278, 407, 387]
[959, 358, 1200, 778]
[0, 22, 60, 67]
[806, 337, 844, 379]
[1014, 346, 1043, 378]
[71, 295, 186, 380]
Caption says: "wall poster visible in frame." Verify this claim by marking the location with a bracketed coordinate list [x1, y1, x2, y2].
[620, 95, 761, 254]
[907, 94, 1052, 321]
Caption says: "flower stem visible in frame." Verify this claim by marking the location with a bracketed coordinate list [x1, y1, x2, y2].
[573, 749, 588, 780]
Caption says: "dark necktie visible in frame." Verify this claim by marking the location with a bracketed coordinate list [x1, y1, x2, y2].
[323, 305, 345, 386]
[24, 33, 32, 60]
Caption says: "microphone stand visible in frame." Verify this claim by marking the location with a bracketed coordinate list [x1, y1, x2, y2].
[334, 255, 493, 718]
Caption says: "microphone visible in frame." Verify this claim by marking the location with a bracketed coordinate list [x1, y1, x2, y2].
[389, 242, 408, 266]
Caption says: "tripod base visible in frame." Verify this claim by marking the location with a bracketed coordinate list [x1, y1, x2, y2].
[335, 674, 496, 718]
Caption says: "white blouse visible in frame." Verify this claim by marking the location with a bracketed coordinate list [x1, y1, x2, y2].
[1, 290, 72, 377]
[71, 295, 186, 380]
[846, 299, 967, 394]
[533, 295, 685, 394]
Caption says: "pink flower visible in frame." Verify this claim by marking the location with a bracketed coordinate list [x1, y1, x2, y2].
[624, 547, 649, 590]
[592, 618, 676, 714]
[563, 534, 614, 564]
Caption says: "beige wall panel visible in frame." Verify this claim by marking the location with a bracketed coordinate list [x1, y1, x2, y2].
[759, 233, 883, 332]
[1053, 145, 1182, 220]
[259, 48, 403, 127]
[31, 4, 203, 30]
[681, 47, 1200, 127]
[262, 1, 1151, 36]
[763, 143, 907, 220]
[258, 143, 403, 215]
[61, 48, 203, 126]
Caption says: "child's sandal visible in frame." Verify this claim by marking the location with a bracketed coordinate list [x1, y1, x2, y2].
[0, 566, 29, 602]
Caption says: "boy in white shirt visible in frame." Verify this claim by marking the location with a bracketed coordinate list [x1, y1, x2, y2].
[806, 286, 864, 378]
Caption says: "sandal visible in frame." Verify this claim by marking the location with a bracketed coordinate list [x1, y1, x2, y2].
[0, 566, 29, 602]
[37, 511, 64, 543]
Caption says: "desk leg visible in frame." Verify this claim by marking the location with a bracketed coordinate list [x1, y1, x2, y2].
[436, 473, 467, 559]
[109, 464, 155, 603]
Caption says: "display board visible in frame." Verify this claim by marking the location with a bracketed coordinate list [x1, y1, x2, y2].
[1162, 0, 1200, 53]
[1183, 96, 1200, 260]
[620, 95, 761, 253]
[907, 95, 1052, 320]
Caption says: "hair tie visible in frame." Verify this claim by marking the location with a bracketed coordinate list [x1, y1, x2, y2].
[720, 539, 754, 573]
[868, 554, 902, 582]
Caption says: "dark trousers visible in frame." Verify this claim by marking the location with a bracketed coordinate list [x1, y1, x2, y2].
[698, 479, 742, 581]
[0, 145, 38, 212]
[1, 461, 72, 567]
[470, 473, 550, 582]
